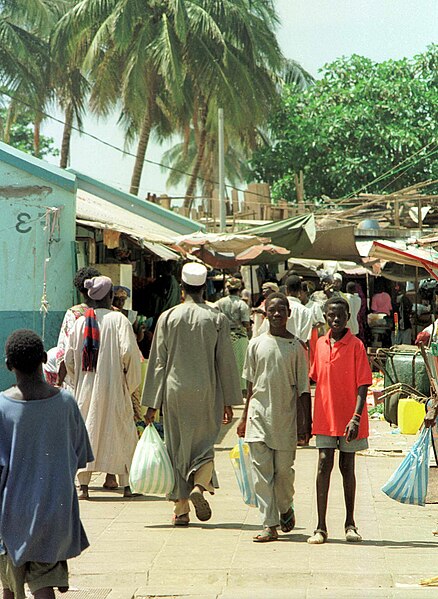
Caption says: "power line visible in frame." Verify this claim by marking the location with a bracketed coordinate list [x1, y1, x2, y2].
[1, 89, 437, 209]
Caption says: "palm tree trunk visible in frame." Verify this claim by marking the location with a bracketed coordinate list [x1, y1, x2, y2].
[60, 102, 74, 168]
[129, 108, 152, 196]
[33, 112, 42, 157]
[4, 100, 17, 143]
[184, 105, 207, 208]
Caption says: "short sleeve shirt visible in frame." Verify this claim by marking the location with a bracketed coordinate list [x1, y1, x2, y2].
[243, 332, 310, 450]
[286, 297, 313, 342]
[309, 329, 372, 438]
[216, 295, 250, 330]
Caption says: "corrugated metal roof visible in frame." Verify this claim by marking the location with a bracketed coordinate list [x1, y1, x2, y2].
[76, 189, 178, 244]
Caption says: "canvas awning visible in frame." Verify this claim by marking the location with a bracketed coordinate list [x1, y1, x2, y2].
[174, 231, 268, 254]
[299, 225, 361, 262]
[240, 213, 316, 254]
[76, 190, 181, 259]
[369, 240, 438, 281]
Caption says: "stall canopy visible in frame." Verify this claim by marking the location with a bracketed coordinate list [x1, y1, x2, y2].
[76, 190, 181, 258]
[299, 225, 361, 262]
[240, 213, 316, 254]
[369, 240, 438, 280]
[174, 231, 268, 254]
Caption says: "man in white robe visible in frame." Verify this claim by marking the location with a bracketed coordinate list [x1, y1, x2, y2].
[143, 263, 242, 526]
[65, 276, 141, 499]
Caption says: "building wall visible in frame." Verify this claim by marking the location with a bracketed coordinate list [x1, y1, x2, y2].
[0, 162, 76, 388]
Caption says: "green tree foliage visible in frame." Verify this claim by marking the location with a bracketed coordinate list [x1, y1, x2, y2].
[0, 103, 58, 157]
[250, 47, 438, 203]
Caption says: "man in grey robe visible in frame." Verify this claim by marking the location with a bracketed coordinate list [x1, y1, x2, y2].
[142, 263, 242, 526]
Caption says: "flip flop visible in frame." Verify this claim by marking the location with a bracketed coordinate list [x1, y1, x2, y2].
[307, 529, 328, 544]
[280, 507, 295, 533]
[189, 490, 212, 521]
[253, 528, 278, 543]
[345, 526, 362, 542]
[172, 514, 190, 527]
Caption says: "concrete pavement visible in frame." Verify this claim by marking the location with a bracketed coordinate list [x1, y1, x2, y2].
[63, 410, 438, 599]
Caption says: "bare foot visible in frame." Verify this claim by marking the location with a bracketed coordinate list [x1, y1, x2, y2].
[123, 486, 142, 498]
[78, 484, 89, 500]
[103, 474, 118, 489]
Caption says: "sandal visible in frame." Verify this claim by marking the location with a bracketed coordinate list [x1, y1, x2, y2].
[345, 526, 362, 542]
[173, 513, 190, 527]
[253, 527, 278, 543]
[307, 529, 328, 544]
[189, 489, 212, 522]
[280, 507, 296, 533]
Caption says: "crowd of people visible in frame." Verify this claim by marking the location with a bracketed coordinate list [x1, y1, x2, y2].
[0, 263, 437, 598]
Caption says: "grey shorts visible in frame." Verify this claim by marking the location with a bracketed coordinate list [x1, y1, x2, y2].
[0, 554, 68, 599]
[315, 435, 368, 453]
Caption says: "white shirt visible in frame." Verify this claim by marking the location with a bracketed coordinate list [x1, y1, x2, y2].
[345, 293, 362, 335]
[243, 332, 310, 450]
[286, 296, 313, 342]
[304, 299, 325, 339]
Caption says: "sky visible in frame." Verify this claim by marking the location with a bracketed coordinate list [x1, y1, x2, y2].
[41, 0, 438, 198]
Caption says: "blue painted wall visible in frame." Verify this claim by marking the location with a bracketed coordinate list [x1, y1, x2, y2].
[0, 144, 76, 388]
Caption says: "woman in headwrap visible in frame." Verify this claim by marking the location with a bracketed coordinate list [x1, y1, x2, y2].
[65, 276, 141, 499]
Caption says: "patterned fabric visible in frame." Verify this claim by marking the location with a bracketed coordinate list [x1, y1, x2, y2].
[82, 308, 100, 372]
[56, 304, 88, 367]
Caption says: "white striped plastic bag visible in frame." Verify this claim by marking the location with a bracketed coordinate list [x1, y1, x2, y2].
[230, 439, 258, 507]
[381, 427, 432, 506]
[129, 423, 174, 495]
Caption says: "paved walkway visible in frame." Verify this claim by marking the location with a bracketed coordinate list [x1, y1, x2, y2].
[65, 411, 437, 599]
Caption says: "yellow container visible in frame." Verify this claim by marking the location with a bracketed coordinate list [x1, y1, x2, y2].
[398, 398, 425, 434]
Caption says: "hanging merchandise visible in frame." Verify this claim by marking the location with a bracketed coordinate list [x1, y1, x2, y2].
[39, 207, 61, 341]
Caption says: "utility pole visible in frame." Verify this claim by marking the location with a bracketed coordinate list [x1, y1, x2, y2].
[218, 108, 226, 232]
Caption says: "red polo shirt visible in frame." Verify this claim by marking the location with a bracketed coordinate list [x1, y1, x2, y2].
[309, 329, 372, 438]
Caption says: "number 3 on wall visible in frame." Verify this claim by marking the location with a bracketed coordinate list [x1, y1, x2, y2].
[15, 212, 32, 234]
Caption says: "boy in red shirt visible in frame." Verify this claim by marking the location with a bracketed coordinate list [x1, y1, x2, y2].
[308, 297, 372, 545]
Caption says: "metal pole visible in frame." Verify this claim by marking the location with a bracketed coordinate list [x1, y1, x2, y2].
[218, 108, 226, 233]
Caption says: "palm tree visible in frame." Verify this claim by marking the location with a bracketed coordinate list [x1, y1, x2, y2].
[180, 0, 283, 206]
[53, 0, 190, 194]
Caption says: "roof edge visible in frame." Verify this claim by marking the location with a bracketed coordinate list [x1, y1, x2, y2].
[0, 142, 77, 193]
[70, 169, 204, 235]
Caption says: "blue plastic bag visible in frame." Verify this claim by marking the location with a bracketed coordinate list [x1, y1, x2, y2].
[230, 439, 258, 507]
[381, 427, 432, 506]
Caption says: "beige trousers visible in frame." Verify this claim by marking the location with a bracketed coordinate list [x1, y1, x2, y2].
[77, 471, 129, 488]
[174, 461, 214, 516]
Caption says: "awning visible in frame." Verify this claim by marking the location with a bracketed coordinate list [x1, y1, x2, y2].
[240, 213, 316, 254]
[369, 240, 438, 280]
[174, 231, 268, 254]
[77, 190, 179, 246]
[299, 225, 361, 262]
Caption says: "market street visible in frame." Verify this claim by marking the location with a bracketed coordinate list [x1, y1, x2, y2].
[60, 411, 438, 599]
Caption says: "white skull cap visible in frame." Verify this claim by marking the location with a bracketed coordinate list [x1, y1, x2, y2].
[181, 263, 207, 286]
[333, 273, 343, 281]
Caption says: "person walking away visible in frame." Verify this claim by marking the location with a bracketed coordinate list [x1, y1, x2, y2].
[345, 282, 362, 337]
[56, 266, 101, 388]
[142, 263, 242, 526]
[0, 330, 93, 599]
[215, 277, 251, 393]
[237, 293, 310, 542]
[65, 276, 141, 499]
[307, 298, 372, 545]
